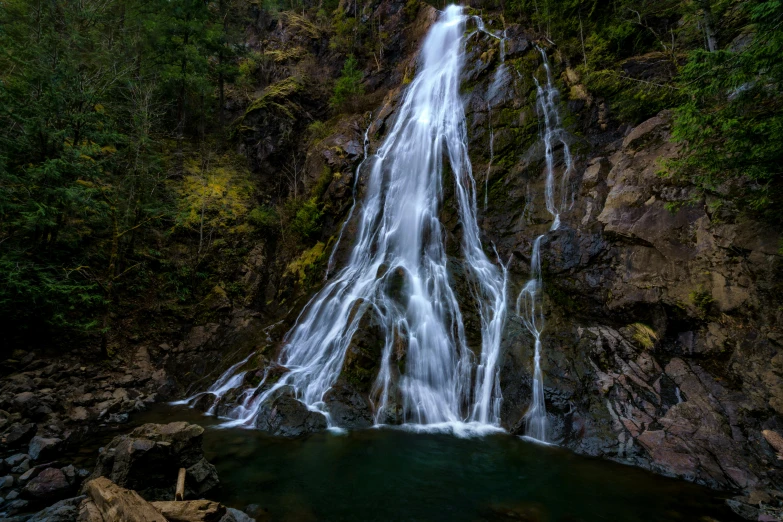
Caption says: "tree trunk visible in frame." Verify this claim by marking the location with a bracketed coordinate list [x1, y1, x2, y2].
[176, 30, 190, 176]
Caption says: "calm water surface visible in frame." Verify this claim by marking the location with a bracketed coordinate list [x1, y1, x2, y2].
[131, 405, 741, 522]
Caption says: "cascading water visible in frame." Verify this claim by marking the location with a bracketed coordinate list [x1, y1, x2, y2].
[473, 18, 508, 211]
[186, 5, 508, 433]
[516, 47, 573, 442]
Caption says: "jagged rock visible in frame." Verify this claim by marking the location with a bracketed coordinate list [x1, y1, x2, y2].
[19, 461, 61, 484]
[3, 454, 27, 468]
[12, 392, 38, 414]
[150, 500, 226, 522]
[81, 477, 166, 522]
[88, 422, 219, 500]
[0, 475, 13, 490]
[3, 498, 29, 515]
[27, 495, 86, 522]
[726, 499, 760, 520]
[11, 459, 30, 474]
[219, 508, 256, 522]
[254, 393, 327, 437]
[762, 430, 783, 456]
[324, 385, 373, 429]
[2, 423, 36, 447]
[28, 436, 62, 461]
[22, 467, 73, 502]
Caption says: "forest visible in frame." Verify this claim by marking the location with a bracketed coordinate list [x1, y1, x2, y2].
[1, 0, 780, 353]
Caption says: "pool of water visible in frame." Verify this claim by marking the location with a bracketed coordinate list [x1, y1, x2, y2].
[131, 405, 741, 522]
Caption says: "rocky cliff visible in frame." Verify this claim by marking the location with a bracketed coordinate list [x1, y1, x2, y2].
[157, 1, 783, 499]
[2, 0, 782, 517]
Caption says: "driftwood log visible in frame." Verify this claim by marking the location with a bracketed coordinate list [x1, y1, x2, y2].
[176, 468, 187, 501]
[152, 500, 226, 522]
[80, 477, 167, 522]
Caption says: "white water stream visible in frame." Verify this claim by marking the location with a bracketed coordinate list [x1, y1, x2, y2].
[515, 47, 573, 442]
[185, 6, 508, 433]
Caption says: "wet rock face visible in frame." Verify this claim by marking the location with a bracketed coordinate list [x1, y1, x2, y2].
[88, 422, 219, 501]
[324, 385, 373, 429]
[254, 391, 328, 437]
[487, 110, 783, 493]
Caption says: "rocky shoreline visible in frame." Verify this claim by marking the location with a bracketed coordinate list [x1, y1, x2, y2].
[0, 349, 781, 521]
[1, 406, 259, 522]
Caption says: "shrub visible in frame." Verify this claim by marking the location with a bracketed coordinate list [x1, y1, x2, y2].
[330, 55, 364, 110]
[291, 197, 323, 238]
[249, 205, 279, 231]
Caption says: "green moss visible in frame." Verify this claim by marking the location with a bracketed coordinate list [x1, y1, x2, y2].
[284, 241, 326, 286]
[312, 166, 333, 200]
[240, 76, 304, 123]
[689, 286, 715, 316]
[291, 198, 322, 238]
[249, 205, 279, 231]
[628, 322, 658, 349]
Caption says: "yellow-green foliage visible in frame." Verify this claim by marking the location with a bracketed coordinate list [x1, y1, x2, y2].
[249, 205, 279, 231]
[241, 76, 304, 122]
[265, 47, 306, 63]
[174, 154, 253, 235]
[284, 241, 326, 286]
[629, 322, 658, 349]
[236, 51, 263, 92]
[307, 120, 331, 142]
[290, 197, 323, 238]
[280, 11, 324, 39]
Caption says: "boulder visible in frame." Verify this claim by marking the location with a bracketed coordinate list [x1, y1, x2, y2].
[4, 453, 28, 468]
[219, 508, 256, 522]
[19, 461, 62, 484]
[324, 385, 373, 429]
[0, 475, 13, 489]
[3, 498, 29, 515]
[22, 467, 73, 503]
[87, 422, 219, 500]
[150, 500, 226, 522]
[11, 458, 30, 474]
[28, 436, 62, 461]
[254, 393, 327, 437]
[81, 477, 166, 522]
[2, 423, 36, 447]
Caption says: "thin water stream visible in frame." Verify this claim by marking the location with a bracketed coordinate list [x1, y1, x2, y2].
[515, 47, 576, 442]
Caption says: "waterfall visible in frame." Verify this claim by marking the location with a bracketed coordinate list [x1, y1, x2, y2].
[187, 5, 507, 433]
[516, 47, 573, 442]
